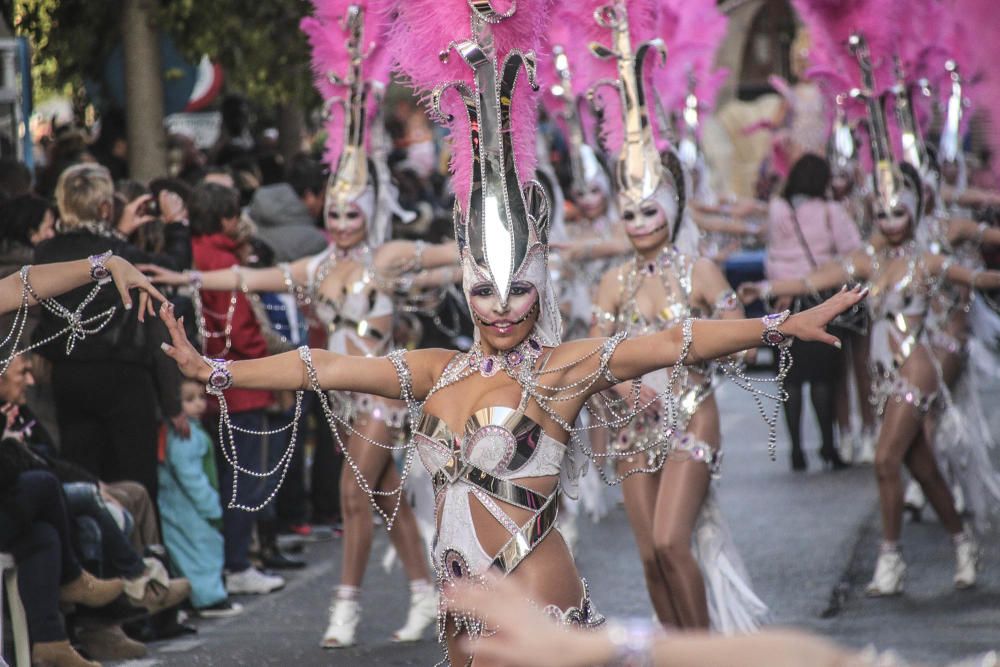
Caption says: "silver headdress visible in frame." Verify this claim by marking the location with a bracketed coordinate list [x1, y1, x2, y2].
[938, 59, 968, 191]
[586, 2, 685, 241]
[889, 55, 932, 178]
[849, 33, 922, 222]
[306, 3, 412, 247]
[431, 3, 561, 346]
[827, 94, 859, 178]
[549, 45, 612, 201]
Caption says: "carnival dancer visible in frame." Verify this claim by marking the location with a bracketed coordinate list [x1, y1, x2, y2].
[144, 1, 463, 647]
[739, 33, 1000, 596]
[156, 2, 865, 664]
[580, 0, 767, 632]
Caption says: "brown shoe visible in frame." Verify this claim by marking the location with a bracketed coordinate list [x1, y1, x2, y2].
[75, 622, 147, 661]
[129, 577, 191, 614]
[30, 639, 101, 667]
[59, 571, 124, 608]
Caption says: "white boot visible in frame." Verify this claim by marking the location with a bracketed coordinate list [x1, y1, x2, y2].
[903, 480, 926, 523]
[952, 483, 966, 516]
[954, 532, 979, 590]
[321, 590, 361, 649]
[857, 427, 876, 464]
[838, 429, 856, 464]
[865, 547, 906, 597]
[391, 582, 438, 642]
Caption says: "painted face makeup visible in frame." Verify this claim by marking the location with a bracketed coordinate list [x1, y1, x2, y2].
[327, 203, 367, 247]
[876, 205, 911, 236]
[469, 281, 539, 337]
[575, 184, 608, 220]
[623, 201, 668, 239]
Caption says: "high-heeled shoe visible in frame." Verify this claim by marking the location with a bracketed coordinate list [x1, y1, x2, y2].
[865, 548, 906, 597]
[819, 445, 850, 471]
[391, 584, 438, 642]
[954, 532, 979, 590]
[790, 447, 807, 472]
[321, 596, 361, 648]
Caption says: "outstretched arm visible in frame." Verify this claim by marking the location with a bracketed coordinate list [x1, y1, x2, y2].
[158, 301, 451, 400]
[927, 254, 1000, 290]
[554, 287, 866, 401]
[142, 262, 298, 293]
[1, 256, 166, 321]
[738, 250, 868, 303]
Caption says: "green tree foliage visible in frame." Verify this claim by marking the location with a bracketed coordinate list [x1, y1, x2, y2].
[16, 0, 317, 108]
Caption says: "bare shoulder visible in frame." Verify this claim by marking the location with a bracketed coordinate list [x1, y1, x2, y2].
[548, 337, 608, 369]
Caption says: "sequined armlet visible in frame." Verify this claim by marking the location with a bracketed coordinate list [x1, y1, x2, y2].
[598, 331, 629, 384]
[298, 346, 321, 391]
[388, 349, 420, 418]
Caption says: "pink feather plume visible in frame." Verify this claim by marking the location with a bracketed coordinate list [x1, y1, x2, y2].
[652, 0, 729, 134]
[300, 0, 393, 167]
[387, 0, 555, 204]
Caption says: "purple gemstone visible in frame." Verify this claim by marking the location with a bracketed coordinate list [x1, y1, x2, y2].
[528, 337, 541, 352]
[506, 350, 523, 366]
[483, 358, 495, 374]
[451, 560, 463, 578]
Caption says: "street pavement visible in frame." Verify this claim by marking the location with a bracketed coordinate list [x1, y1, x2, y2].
[117, 380, 999, 666]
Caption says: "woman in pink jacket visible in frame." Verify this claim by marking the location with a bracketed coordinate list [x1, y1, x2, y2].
[767, 155, 862, 471]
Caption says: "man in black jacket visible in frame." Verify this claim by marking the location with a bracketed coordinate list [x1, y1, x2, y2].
[33, 163, 186, 500]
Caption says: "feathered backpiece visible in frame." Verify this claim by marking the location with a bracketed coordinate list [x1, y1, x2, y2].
[388, 0, 560, 345]
[301, 0, 401, 245]
[790, 0, 894, 110]
[584, 1, 685, 238]
[849, 32, 922, 222]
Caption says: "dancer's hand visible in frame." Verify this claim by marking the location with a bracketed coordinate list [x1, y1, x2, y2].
[158, 302, 211, 383]
[785, 285, 867, 348]
[107, 257, 167, 322]
[139, 263, 190, 287]
[445, 574, 614, 667]
[118, 195, 156, 236]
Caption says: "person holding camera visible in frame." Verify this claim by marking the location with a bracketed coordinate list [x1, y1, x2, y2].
[32, 163, 187, 500]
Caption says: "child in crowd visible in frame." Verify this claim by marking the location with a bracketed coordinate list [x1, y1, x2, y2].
[158, 379, 243, 618]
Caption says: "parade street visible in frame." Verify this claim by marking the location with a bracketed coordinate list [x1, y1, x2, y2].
[119, 380, 1000, 666]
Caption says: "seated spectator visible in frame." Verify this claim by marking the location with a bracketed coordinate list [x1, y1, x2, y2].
[0, 468, 122, 667]
[33, 163, 186, 499]
[247, 153, 328, 262]
[159, 378, 243, 618]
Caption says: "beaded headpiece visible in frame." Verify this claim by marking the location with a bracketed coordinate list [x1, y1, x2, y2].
[827, 96, 860, 179]
[390, 0, 560, 346]
[302, 0, 410, 247]
[584, 1, 685, 241]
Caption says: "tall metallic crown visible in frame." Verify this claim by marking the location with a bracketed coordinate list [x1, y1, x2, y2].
[849, 33, 919, 219]
[325, 5, 375, 219]
[827, 94, 858, 177]
[939, 59, 965, 165]
[433, 3, 550, 309]
[585, 2, 684, 235]
[550, 45, 606, 197]
[890, 55, 931, 175]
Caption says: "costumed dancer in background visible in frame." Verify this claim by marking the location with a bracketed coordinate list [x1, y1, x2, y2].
[146, 0, 463, 647]
[739, 32, 1000, 596]
[156, 0, 865, 662]
[585, 0, 768, 632]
